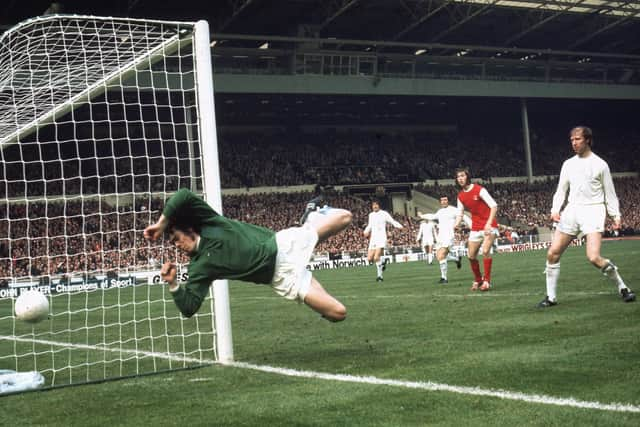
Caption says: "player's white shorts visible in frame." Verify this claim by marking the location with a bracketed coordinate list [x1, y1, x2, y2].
[435, 232, 454, 250]
[557, 203, 605, 235]
[368, 235, 387, 250]
[421, 237, 435, 247]
[468, 228, 500, 243]
[271, 226, 318, 303]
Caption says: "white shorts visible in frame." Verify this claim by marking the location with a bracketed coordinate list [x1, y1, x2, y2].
[557, 204, 605, 235]
[435, 232, 454, 250]
[368, 235, 387, 250]
[271, 226, 318, 303]
[421, 238, 435, 248]
[468, 228, 499, 243]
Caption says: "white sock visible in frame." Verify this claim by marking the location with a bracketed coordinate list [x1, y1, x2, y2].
[376, 261, 383, 277]
[427, 253, 433, 264]
[602, 259, 627, 291]
[545, 261, 560, 302]
[446, 253, 458, 262]
[439, 260, 447, 280]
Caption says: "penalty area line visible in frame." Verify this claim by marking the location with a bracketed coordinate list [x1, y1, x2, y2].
[2, 335, 638, 413]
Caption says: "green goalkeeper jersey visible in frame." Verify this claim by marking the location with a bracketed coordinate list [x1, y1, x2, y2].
[163, 188, 278, 317]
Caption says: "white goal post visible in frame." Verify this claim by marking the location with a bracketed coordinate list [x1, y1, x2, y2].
[0, 14, 232, 391]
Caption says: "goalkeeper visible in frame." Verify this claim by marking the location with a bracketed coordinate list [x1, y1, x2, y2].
[144, 189, 350, 322]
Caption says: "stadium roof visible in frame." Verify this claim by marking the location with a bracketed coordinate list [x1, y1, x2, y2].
[2, 0, 639, 59]
[2, 1, 639, 125]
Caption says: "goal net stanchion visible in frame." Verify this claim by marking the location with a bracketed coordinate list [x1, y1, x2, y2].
[0, 15, 233, 389]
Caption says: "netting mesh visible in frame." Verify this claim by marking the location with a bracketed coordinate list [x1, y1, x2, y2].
[0, 16, 217, 389]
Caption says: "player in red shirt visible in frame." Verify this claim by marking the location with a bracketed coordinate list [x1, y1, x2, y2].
[454, 168, 499, 291]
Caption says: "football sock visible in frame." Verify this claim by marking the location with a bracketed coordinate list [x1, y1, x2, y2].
[427, 253, 433, 264]
[483, 257, 493, 283]
[601, 259, 627, 291]
[439, 260, 447, 280]
[469, 259, 483, 283]
[545, 261, 560, 301]
[376, 261, 383, 277]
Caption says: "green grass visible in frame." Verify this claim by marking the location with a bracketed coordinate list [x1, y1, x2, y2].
[3, 240, 640, 426]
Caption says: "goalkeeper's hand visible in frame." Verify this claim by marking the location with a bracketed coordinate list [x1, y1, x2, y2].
[161, 262, 178, 290]
[144, 215, 168, 241]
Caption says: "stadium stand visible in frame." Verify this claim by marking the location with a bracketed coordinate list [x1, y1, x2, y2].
[3, 175, 638, 282]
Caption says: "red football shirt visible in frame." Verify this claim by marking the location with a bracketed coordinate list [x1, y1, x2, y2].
[457, 184, 498, 231]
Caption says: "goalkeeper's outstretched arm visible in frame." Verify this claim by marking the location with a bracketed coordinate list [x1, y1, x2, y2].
[144, 214, 169, 241]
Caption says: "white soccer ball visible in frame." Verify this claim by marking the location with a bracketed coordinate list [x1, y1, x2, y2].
[15, 290, 50, 323]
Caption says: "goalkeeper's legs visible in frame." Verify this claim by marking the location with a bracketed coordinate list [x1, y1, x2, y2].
[304, 277, 347, 322]
[305, 207, 352, 243]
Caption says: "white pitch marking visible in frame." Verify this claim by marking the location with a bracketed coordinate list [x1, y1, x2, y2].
[229, 362, 640, 413]
[2, 335, 639, 413]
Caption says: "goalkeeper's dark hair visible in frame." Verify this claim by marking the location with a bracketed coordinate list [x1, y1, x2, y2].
[570, 126, 593, 147]
[166, 218, 201, 236]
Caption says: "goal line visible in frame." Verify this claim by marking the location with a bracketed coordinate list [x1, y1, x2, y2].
[2, 334, 638, 414]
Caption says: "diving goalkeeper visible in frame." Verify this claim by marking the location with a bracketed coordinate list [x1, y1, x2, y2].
[144, 189, 350, 322]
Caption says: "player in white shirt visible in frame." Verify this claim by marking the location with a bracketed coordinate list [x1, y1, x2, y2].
[416, 215, 437, 265]
[364, 200, 403, 282]
[538, 126, 635, 308]
[421, 196, 468, 284]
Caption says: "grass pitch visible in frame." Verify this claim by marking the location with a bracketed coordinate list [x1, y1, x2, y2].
[3, 240, 640, 426]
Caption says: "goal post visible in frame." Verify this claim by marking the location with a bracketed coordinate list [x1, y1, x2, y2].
[0, 14, 232, 390]
[193, 20, 234, 365]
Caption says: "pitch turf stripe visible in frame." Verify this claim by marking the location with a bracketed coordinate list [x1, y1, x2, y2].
[3, 335, 639, 413]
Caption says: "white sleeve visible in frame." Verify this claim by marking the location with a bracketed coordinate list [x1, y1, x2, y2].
[478, 188, 497, 208]
[456, 199, 465, 218]
[551, 161, 570, 214]
[416, 225, 423, 240]
[364, 213, 372, 234]
[601, 163, 621, 219]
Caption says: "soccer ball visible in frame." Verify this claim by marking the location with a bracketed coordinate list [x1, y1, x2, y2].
[15, 290, 50, 323]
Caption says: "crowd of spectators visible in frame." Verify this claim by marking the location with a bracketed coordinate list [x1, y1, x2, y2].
[3, 175, 637, 283]
[3, 128, 637, 199]
[0, 190, 417, 283]
[217, 128, 640, 188]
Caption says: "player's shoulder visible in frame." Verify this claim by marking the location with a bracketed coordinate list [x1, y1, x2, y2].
[589, 152, 609, 166]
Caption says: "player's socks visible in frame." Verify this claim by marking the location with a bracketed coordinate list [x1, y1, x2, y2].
[545, 261, 560, 302]
[469, 259, 483, 283]
[483, 257, 493, 283]
[376, 261, 383, 278]
[601, 259, 627, 291]
[439, 260, 447, 280]
[427, 253, 433, 264]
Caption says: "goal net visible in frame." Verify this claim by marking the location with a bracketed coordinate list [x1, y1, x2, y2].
[0, 15, 232, 391]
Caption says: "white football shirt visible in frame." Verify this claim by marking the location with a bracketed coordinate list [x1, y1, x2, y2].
[552, 152, 620, 219]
